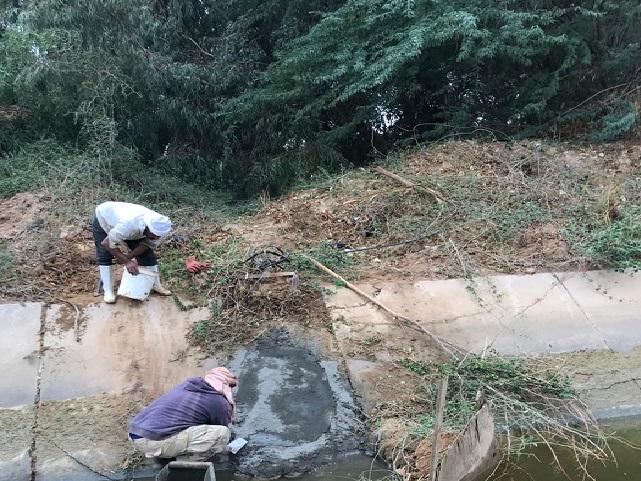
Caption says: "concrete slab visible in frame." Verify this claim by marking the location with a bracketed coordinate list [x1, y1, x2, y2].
[556, 271, 641, 352]
[40, 299, 211, 401]
[345, 359, 386, 413]
[324, 270, 641, 418]
[326, 271, 641, 356]
[557, 347, 641, 418]
[413, 273, 608, 355]
[0, 406, 33, 481]
[0, 302, 42, 408]
[34, 394, 136, 481]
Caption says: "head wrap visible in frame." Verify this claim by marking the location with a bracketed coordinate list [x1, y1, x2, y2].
[204, 367, 238, 412]
[144, 213, 172, 237]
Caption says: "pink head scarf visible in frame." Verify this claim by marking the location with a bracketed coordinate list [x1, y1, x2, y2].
[204, 367, 238, 413]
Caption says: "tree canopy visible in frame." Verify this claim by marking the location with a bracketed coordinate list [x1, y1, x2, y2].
[1, 0, 640, 196]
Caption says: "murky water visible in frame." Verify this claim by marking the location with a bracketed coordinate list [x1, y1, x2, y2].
[139, 454, 390, 481]
[137, 422, 640, 481]
[225, 454, 390, 481]
[489, 419, 641, 481]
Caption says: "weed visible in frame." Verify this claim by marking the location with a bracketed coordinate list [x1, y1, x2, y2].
[407, 355, 578, 435]
[362, 335, 382, 347]
[0, 241, 13, 280]
[163, 236, 334, 354]
[120, 450, 145, 471]
[290, 242, 357, 279]
[571, 205, 641, 270]
[0, 139, 251, 222]
[395, 353, 604, 481]
[399, 358, 431, 376]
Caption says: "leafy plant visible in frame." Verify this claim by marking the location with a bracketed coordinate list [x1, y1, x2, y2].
[291, 243, 357, 279]
[579, 206, 641, 271]
[399, 358, 431, 376]
[404, 354, 604, 479]
[589, 100, 638, 142]
[1, 0, 640, 197]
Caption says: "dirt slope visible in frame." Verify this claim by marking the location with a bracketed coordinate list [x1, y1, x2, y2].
[231, 139, 640, 283]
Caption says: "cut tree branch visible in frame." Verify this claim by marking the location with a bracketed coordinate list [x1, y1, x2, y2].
[374, 166, 446, 203]
[302, 254, 461, 358]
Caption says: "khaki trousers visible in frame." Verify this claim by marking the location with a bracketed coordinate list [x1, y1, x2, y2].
[131, 425, 230, 460]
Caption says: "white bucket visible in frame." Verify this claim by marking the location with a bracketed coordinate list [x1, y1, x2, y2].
[117, 267, 157, 301]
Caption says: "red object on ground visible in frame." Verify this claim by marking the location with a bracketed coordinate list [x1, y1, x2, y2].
[186, 256, 211, 273]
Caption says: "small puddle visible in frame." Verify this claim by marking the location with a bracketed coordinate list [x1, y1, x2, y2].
[489, 419, 641, 480]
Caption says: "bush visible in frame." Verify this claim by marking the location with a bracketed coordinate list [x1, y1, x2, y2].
[581, 206, 641, 271]
[0, 139, 243, 219]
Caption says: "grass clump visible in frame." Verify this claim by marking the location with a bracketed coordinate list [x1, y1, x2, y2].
[575, 206, 641, 271]
[290, 242, 358, 280]
[399, 358, 431, 376]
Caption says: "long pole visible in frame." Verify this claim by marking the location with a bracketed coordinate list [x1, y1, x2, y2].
[431, 376, 449, 481]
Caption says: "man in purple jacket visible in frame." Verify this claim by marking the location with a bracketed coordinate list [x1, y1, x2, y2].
[129, 368, 237, 460]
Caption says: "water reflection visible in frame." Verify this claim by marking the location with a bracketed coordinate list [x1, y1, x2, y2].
[489, 419, 641, 481]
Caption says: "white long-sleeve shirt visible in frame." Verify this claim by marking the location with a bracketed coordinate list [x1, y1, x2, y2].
[95, 202, 162, 247]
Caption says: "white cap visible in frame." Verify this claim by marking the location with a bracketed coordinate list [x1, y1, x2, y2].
[144, 213, 172, 237]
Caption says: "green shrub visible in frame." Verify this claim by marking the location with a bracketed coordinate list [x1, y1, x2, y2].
[581, 206, 641, 271]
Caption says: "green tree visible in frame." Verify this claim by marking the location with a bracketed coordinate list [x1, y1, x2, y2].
[1, 1, 639, 196]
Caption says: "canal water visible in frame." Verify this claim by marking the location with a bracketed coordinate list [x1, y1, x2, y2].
[489, 419, 641, 481]
[140, 454, 390, 481]
[141, 422, 640, 481]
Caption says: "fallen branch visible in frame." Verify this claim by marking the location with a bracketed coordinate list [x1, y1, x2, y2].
[560, 82, 629, 117]
[374, 166, 446, 203]
[301, 254, 461, 358]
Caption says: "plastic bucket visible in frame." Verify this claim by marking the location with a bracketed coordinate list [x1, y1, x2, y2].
[117, 267, 157, 301]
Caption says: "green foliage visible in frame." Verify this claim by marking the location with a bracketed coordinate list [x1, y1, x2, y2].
[589, 100, 638, 142]
[291, 242, 357, 278]
[440, 357, 576, 401]
[578, 207, 641, 271]
[0, 139, 235, 222]
[399, 358, 431, 376]
[1, 1, 640, 197]
[409, 356, 577, 435]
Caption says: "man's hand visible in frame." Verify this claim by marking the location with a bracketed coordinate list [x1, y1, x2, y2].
[186, 256, 211, 273]
[126, 260, 140, 275]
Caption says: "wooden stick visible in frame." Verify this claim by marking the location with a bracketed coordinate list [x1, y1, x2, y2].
[431, 376, 449, 481]
[374, 166, 446, 203]
[301, 255, 460, 358]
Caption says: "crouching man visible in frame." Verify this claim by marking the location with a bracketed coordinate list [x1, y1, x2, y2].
[92, 201, 173, 303]
[128, 368, 237, 461]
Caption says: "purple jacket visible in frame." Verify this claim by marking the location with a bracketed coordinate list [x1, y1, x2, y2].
[129, 377, 232, 440]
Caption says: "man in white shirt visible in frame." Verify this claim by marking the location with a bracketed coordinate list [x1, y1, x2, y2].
[93, 201, 173, 303]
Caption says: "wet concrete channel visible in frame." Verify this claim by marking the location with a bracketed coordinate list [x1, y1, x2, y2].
[0, 300, 364, 481]
[2, 269, 641, 481]
[227, 329, 361, 478]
